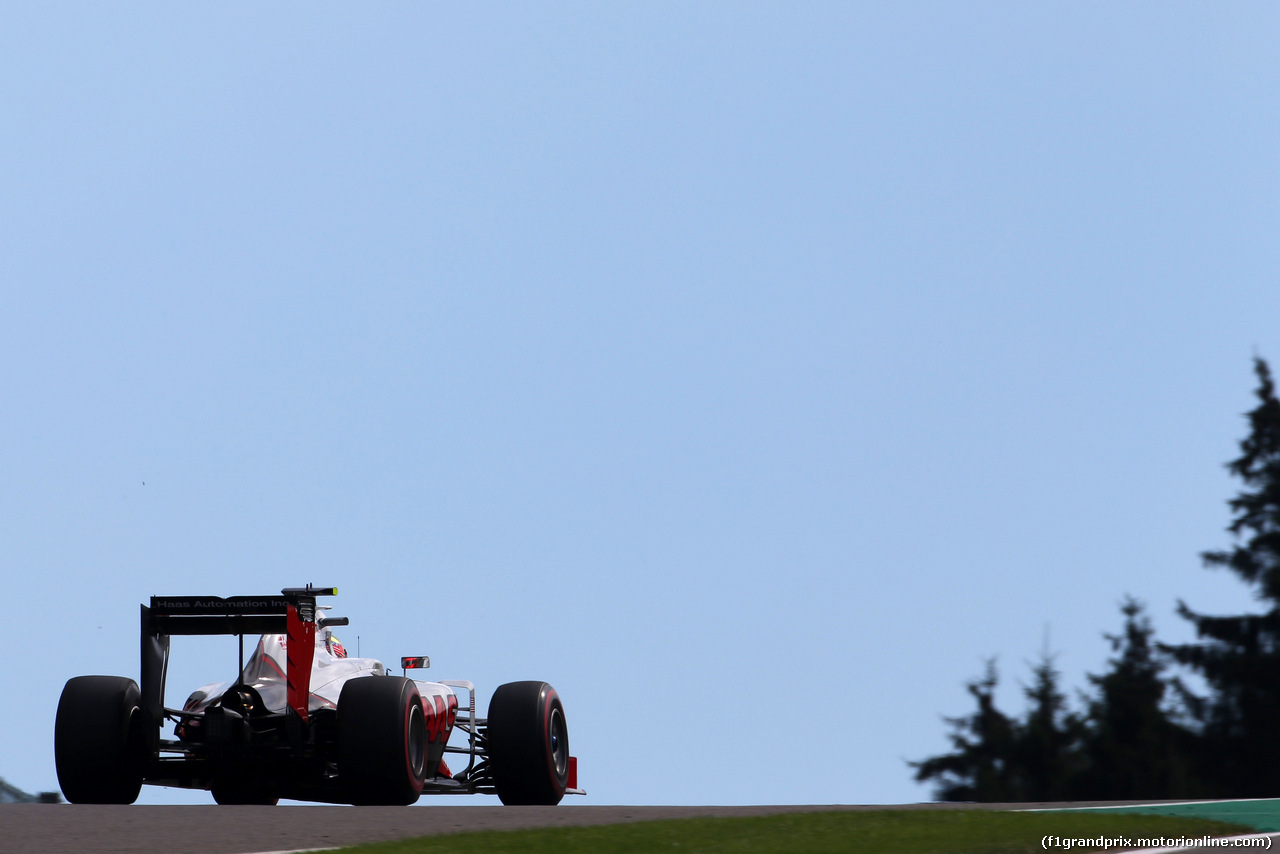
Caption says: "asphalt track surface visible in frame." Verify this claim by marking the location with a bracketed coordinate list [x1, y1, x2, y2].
[1, 802, 1002, 854]
[3, 800, 1274, 854]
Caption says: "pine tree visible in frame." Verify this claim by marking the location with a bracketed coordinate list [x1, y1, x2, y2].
[1164, 357, 1280, 795]
[1077, 598, 1197, 798]
[911, 661, 1019, 801]
[914, 605, 1200, 801]
[1012, 651, 1083, 801]
[912, 655, 1083, 802]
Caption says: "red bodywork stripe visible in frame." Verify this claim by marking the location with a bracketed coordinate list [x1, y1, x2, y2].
[261, 640, 286, 679]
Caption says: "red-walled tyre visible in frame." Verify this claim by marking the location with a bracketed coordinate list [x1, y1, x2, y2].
[338, 676, 427, 805]
[487, 681, 569, 805]
[55, 676, 146, 804]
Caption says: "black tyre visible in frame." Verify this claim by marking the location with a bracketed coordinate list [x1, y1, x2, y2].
[55, 675, 147, 804]
[487, 681, 569, 806]
[338, 676, 427, 805]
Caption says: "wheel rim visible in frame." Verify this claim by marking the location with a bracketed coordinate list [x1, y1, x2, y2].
[407, 702, 426, 779]
[548, 706, 568, 780]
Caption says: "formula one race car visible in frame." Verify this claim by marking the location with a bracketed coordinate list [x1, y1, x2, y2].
[54, 586, 582, 806]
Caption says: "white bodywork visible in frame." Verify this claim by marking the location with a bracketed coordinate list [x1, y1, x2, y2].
[182, 631, 459, 735]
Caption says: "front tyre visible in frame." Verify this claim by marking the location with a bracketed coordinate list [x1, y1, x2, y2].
[55, 676, 146, 804]
[338, 676, 427, 805]
[487, 681, 569, 805]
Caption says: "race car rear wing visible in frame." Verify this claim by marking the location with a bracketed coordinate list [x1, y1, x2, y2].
[140, 585, 347, 727]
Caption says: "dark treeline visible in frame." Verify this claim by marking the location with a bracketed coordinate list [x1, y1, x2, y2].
[912, 358, 1280, 801]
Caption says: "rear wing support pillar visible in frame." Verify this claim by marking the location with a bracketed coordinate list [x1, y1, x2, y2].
[140, 604, 170, 726]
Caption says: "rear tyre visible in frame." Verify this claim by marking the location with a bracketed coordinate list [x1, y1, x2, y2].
[55, 676, 147, 804]
[487, 681, 569, 806]
[338, 676, 427, 805]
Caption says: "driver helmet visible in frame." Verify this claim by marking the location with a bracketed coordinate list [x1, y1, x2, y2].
[324, 632, 347, 658]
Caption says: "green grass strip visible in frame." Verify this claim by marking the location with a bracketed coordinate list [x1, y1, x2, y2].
[321, 809, 1255, 854]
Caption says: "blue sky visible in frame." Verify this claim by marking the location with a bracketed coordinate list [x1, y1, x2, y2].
[3, 4, 1279, 805]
